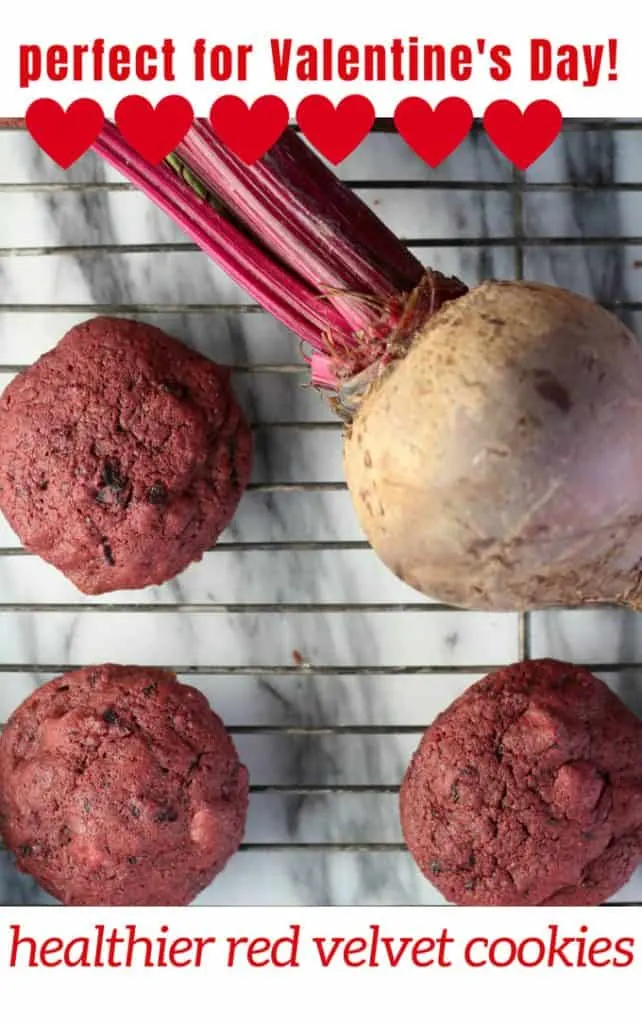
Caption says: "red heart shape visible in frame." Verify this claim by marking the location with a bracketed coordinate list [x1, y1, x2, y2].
[209, 96, 289, 164]
[297, 95, 375, 165]
[483, 100, 562, 171]
[394, 97, 473, 168]
[115, 95, 194, 164]
[25, 99, 104, 169]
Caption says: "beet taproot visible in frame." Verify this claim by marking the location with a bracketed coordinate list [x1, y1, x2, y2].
[343, 280, 642, 611]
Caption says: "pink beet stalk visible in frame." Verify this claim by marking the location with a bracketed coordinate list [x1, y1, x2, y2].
[176, 122, 424, 332]
[94, 124, 353, 350]
[94, 121, 468, 402]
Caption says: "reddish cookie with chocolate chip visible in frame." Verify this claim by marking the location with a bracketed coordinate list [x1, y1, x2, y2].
[0, 665, 249, 906]
[400, 659, 642, 906]
[0, 316, 252, 594]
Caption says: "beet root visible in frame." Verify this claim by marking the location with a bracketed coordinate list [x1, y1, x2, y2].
[343, 280, 642, 611]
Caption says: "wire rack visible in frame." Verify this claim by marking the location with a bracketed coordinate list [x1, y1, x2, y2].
[1, 119, 642, 906]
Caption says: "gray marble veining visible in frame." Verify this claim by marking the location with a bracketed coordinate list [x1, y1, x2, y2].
[1, 124, 642, 905]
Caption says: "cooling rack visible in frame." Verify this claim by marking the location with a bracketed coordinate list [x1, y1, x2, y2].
[1, 119, 642, 906]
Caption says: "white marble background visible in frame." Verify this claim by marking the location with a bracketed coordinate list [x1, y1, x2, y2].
[1, 122, 642, 905]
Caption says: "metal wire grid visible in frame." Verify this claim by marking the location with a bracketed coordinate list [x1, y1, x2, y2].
[0, 119, 641, 905]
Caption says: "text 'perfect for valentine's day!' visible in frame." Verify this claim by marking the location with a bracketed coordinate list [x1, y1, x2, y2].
[18, 37, 619, 90]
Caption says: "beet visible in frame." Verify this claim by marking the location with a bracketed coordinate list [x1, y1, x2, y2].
[94, 122, 642, 611]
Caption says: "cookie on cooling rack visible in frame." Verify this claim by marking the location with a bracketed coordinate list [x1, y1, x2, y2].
[0, 664, 249, 906]
[0, 316, 252, 594]
[400, 658, 642, 906]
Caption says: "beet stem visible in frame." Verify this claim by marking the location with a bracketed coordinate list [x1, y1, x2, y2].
[177, 122, 424, 335]
[94, 125, 351, 349]
[94, 122, 468, 395]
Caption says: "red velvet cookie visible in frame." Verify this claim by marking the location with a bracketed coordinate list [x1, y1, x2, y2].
[0, 317, 252, 594]
[400, 659, 642, 906]
[0, 665, 249, 906]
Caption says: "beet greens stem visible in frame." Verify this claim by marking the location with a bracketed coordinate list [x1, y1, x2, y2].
[176, 122, 424, 335]
[94, 124, 350, 350]
[93, 121, 466, 393]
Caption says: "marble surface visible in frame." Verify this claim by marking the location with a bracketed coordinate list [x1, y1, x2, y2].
[1, 123, 642, 905]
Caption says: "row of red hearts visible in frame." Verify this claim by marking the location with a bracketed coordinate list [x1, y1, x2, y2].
[24, 95, 563, 172]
